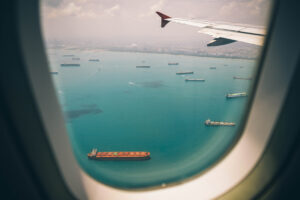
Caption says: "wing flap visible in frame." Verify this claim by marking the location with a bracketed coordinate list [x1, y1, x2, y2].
[198, 28, 265, 46]
[207, 38, 236, 47]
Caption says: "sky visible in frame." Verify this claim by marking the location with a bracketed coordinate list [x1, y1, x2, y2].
[41, 0, 272, 46]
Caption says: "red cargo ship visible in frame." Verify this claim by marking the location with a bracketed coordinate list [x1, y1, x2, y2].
[87, 149, 150, 160]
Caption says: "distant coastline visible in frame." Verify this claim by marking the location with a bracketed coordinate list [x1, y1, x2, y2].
[104, 48, 257, 60]
[47, 47, 257, 60]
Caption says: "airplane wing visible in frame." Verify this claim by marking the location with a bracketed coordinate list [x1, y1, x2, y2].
[156, 11, 266, 46]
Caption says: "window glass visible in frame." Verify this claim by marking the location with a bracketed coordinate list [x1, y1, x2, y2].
[41, 0, 272, 189]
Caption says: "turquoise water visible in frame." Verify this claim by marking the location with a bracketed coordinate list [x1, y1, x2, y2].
[47, 49, 256, 189]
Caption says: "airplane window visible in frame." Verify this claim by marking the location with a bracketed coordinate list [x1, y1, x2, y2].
[40, 0, 272, 189]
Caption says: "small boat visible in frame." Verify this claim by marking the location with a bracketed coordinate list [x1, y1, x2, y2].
[205, 119, 235, 126]
[226, 92, 247, 98]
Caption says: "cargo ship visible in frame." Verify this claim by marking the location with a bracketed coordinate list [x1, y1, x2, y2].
[60, 64, 80, 67]
[205, 119, 235, 126]
[233, 76, 252, 80]
[176, 71, 194, 75]
[87, 149, 151, 160]
[136, 65, 150, 68]
[226, 92, 247, 98]
[168, 62, 179, 65]
[185, 78, 205, 82]
[210, 67, 217, 69]
[89, 59, 100, 62]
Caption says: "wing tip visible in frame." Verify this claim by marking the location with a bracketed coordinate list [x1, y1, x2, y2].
[156, 11, 171, 19]
[156, 11, 171, 28]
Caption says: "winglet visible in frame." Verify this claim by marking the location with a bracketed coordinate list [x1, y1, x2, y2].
[156, 11, 171, 28]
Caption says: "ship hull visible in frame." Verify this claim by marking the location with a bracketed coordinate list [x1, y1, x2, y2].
[226, 95, 247, 98]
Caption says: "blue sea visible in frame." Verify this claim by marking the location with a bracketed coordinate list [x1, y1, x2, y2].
[47, 49, 256, 189]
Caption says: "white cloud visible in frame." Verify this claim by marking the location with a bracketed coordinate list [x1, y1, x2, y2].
[140, 0, 165, 18]
[104, 4, 120, 16]
[44, 2, 99, 19]
[41, 0, 270, 41]
[150, 0, 165, 13]
[75, 0, 87, 3]
[130, 43, 138, 47]
[220, 0, 266, 18]
[77, 10, 98, 18]
[246, 0, 264, 15]
[62, 2, 82, 16]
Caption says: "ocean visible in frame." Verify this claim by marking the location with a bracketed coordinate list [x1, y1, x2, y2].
[47, 48, 256, 189]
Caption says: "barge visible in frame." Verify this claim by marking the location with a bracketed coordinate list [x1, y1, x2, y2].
[176, 71, 194, 75]
[168, 62, 179, 65]
[89, 59, 100, 62]
[185, 78, 205, 82]
[136, 66, 151, 68]
[88, 149, 151, 160]
[205, 119, 235, 126]
[60, 64, 80, 67]
[233, 76, 252, 80]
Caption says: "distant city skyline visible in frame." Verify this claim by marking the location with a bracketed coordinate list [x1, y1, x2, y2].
[41, 0, 272, 46]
